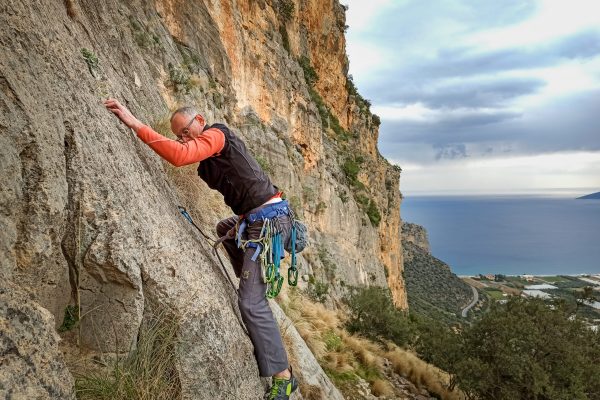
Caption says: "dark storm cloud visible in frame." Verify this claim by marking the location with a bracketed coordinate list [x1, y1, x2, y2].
[378, 77, 546, 108]
[377, 89, 600, 160]
[423, 30, 600, 78]
[370, 30, 600, 106]
[434, 143, 469, 160]
[513, 89, 600, 153]
[378, 109, 522, 144]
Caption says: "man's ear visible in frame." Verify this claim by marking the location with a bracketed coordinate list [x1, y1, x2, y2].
[196, 114, 206, 126]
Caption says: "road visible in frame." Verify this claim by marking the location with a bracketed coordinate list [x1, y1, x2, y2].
[461, 286, 479, 318]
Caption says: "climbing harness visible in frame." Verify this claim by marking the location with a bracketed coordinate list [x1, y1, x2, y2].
[179, 200, 308, 300]
[235, 200, 305, 299]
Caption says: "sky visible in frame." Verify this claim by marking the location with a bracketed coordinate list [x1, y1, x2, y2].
[343, 0, 600, 196]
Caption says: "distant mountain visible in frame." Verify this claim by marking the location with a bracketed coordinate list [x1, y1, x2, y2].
[402, 223, 473, 325]
[577, 191, 600, 199]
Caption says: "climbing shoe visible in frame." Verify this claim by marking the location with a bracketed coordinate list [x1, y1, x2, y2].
[264, 369, 298, 400]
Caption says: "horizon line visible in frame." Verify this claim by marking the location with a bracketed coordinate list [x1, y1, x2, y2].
[402, 187, 599, 197]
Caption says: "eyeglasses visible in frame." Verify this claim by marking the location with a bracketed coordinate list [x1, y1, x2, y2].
[176, 114, 198, 142]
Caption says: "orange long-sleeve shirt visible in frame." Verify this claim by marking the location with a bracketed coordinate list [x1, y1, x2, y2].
[136, 125, 225, 167]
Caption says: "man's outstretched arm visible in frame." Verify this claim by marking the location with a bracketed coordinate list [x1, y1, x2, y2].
[104, 98, 224, 166]
[135, 125, 224, 166]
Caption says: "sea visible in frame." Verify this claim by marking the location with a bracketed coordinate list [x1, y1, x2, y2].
[400, 194, 600, 276]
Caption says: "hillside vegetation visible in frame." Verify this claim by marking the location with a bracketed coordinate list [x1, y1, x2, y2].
[403, 238, 473, 324]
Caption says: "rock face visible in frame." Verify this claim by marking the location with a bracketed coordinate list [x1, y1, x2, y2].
[0, 285, 75, 399]
[402, 222, 431, 254]
[0, 0, 406, 397]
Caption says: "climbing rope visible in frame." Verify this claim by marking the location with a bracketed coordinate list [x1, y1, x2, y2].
[177, 206, 248, 337]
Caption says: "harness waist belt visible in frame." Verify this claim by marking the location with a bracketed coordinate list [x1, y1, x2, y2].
[245, 200, 291, 225]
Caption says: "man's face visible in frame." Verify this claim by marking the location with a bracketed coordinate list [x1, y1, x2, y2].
[171, 113, 205, 143]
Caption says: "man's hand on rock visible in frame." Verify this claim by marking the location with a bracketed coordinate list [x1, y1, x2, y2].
[104, 98, 144, 132]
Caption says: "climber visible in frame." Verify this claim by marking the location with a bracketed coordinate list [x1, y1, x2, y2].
[104, 98, 298, 400]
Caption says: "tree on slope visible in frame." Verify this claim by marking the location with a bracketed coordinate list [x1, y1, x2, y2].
[453, 298, 600, 400]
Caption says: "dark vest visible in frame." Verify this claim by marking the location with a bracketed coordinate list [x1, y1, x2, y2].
[197, 123, 277, 215]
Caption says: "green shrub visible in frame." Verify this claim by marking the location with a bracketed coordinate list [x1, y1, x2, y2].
[345, 286, 416, 346]
[372, 114, 381, 127]
[129, 17, 158, 49]
[338, 190, 349, 204]
[346, 75, 358, 97]
[308, 86, 329, 130]
[299, 56, 319, 87]
[346, 75, 373, 114]
[300, 57, 350, 139]
[288, 195, 302, 213]
[315, 201, 327, 215]
[328, 112, 349, 140]
[81, 48, 99, 76]
[366, 200, 381, 227]
[58, 304, 79, 332]
[254, 154, 274, 176]
[167, 63, 192, 93]
[342, 158, 361, 185]
[277, 0, 295, 22]
[450, 298, 600, 399]
[307, 280, 330, 303]
[279, 25, 290, 53]
[318, 245, 337, 281]
[323, 330, 343, 351]
[355, 194, 369, 208]
[176, 42, 202, 73]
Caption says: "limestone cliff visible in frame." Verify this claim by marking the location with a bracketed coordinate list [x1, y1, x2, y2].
[0, 0, 405, 397]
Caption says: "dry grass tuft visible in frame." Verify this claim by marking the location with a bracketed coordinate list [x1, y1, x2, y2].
[384, 344, 463, 400]
[74, 308, 181, 400]
[299, 383, 324, 400]
[340, 332, 382, 368]
[323, 350, 354, 373]
[64, 0, 77, 19]
[371, 378, 395, 397]
[281, 290, 341, 361]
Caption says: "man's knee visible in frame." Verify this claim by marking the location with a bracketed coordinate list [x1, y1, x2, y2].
[216, 216, 238, 237]
[216, 219, 229, 237]
[238, 295, 264, 320]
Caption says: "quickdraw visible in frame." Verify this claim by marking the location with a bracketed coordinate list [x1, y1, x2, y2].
[236, 211, 299, 299]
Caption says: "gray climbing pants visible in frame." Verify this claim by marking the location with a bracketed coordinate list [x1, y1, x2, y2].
[216, 212, 292, 377]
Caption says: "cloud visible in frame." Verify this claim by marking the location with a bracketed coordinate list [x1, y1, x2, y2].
[344, 0, 600, 192]
[434, 143, 469, 160]
[377, 77, 546, 108]
[377, 89, 600, 163]
[369, 30, 600, 105]
[377, 108, 522, 144]
[421, 30, 600, 79]
[393, 151, 600, 194]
